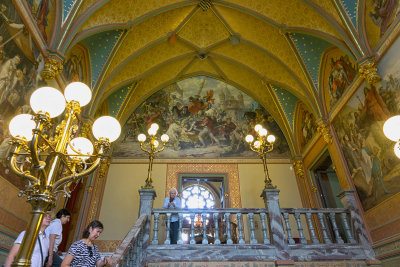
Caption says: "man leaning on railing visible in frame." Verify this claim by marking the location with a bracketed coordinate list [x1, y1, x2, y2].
[162, 188, 182, 244]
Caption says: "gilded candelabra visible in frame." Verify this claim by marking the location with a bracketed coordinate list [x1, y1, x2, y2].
[383, 115, 400, 159]
[245, 124, 276, 189]
[138, 123, 169, 189]
[8, 83, 121, 266]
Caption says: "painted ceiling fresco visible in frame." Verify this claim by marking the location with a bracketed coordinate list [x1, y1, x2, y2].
[112, 76, 290, 158]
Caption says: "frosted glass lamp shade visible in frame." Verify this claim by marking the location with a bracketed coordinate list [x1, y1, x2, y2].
[150, 123, 159, 132]
[383, 116, 400, 141]
[395, 141, 400, 159]
[267, 135, 276, 143]
[67, 137, 94, 161]
[259, 128, 268, 137]
[245, 135, 254, 143]
[138, 134, 146, 142]
[153, 140, 159, 148]
[254, 141, 261, 148]
[92, 116, 121, 142]
[148, 127, 157, 136]
[30, 87, 66, 118]
[161, 134, 169, 142]
[64, 82, 92, 107]
[9, 114, 36, 141]
[254, 124, 262, 133]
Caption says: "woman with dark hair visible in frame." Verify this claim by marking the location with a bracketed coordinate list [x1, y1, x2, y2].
[61, 220, 112, 267]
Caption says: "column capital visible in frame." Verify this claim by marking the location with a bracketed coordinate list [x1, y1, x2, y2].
[293, 159, 305, 179]
[358, 59, 381, 84]
[317, 119, 333, 144]
[41, 56, 64, 80]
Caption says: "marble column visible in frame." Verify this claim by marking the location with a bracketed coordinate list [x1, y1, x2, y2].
[139, 189, 157, 247]
[261, 189, 293, 265]
[338, 190, 380, 263]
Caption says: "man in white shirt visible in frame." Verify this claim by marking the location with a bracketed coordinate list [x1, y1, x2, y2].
[45, 209, 71, 267]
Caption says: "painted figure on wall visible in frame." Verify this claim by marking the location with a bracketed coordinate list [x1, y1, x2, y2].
[298, 107, 316, 149]
[112, 76, 290, 158]
[328, 56, 356, 108]
[27, 0, 54, 42]
[369, 0, 398, 37]
[322, 49, 356, 112]
[0, 0, 45, 189]
[63, 46, 86, 83]
[333, 56, 400, 210]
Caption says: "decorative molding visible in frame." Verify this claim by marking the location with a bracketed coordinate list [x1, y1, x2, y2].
[166, 163, 241, 208]
[95, 240, 121, 252]
[358, 60, 381, 85]
[293, 159, 305, 178]
[316, 120, 333, 144]
[41, 57, 64, 80]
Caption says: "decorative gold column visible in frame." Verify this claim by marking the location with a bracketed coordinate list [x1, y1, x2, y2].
[317, 120, 333, 144]
[41, 56, 64, 80]
[358, 59, 381, 84]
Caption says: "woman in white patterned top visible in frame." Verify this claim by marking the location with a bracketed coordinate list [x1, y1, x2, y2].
[61, 220, 112, 267]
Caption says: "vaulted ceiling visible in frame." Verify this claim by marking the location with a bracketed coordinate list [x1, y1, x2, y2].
[24, 0, 385, 156]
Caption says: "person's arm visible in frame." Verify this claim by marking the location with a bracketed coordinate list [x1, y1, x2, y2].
[61, 254, 74, 267]
[96, 256, 112, 267]
[162, 198, 169, 208]
[46, 233, 57, 267]
[4, 243, 20, 267]
[175, 197, 182, 209]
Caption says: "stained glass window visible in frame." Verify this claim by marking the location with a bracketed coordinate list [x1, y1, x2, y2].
[182, 185, 215, 209]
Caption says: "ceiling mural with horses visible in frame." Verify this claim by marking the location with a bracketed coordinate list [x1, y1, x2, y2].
[112, 76, 290, 158]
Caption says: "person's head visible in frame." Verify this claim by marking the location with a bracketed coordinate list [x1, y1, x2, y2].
[82, 220, 104, 240]
[169, 188, 177, 199]
[56, 209, 71, 224]
[41, 212, 52, 229]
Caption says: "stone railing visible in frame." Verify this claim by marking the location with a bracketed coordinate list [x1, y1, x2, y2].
[150, 208, 355, 246]
[112, 214, 148, 267]
[111, 189, 378, 266]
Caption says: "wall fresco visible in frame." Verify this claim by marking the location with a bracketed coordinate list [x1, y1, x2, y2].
[321, 48, 356, 112]
[0, 0, 44, 189]
[333, 37, 400, 210]
[296, 104, 317, 150]
[27, 0, 55, 42]
[112, 76, 290, 158]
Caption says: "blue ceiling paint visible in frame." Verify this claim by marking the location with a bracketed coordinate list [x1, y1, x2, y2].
[290, 32, 332, 90]
[271, 84, 298, 132]
[107, 82, 133, 116]
[82, 30, 123, 88]
[63, 0, 77, 23]
[339, 0, 358, 28]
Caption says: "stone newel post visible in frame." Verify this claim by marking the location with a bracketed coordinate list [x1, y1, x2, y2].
[139, 189, 157, 246]
[261, 189, 293, 265]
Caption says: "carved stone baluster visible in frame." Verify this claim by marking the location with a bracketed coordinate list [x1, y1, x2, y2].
[225, 213, 233, 244]
[236, 213, 245, 244]
[318, 212, 331, 243]
[152, 213, 159, 245]
[260, 213, 270, 244]
[213, 213, 221, 244]
[177, 213, 183, 244]
[306, 212, 319, 244]
[248, 213, 258, 244]
[202, 213, 208, 244]
[341, 212, 356, 244]
[190, 213, 196, 244]
[294, 212, 307, 244]
[283, 212, 295, 244]
[164, 213, 171, 244]
[329, 212, 344, 244]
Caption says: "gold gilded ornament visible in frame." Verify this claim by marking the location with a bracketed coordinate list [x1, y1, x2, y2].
[358, 60, 381, 84]
[317, 120, 333, 144]
[41, 57, 64, 80]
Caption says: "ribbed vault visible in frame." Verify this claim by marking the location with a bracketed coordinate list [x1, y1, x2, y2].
[47, 0, 374, 157]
